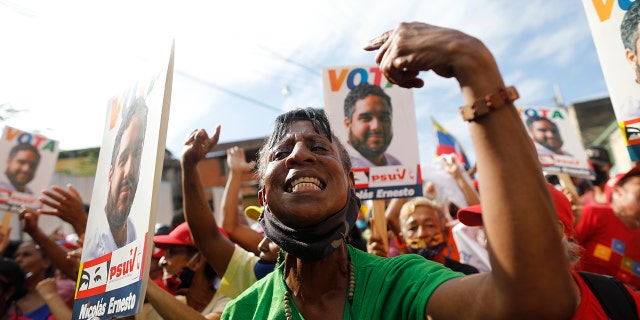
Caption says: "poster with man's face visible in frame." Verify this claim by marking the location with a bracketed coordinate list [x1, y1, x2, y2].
[520, 106, 594, 179]
[72, 42, 174, 320]
[0, 127, 59, 240]
[322, 65, 422, 200]
[582, 1, 640, 160]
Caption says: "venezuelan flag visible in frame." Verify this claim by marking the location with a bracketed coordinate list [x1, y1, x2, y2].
[432, 117, 471, 170]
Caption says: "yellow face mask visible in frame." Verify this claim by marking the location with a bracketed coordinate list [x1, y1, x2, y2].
[404, 233, 444, 250]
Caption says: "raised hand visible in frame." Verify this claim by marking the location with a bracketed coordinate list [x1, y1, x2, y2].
[364, 22, 503, 95]
[227, 146, 255, 174]
[367, 234, 389, 258]
[35, 277, 58, 300]
[67, 247, 82, 274]
[38, 184, 88, 236]
[18, 206, 40, 235]
[444, 155, 463, 180]
[182, 125, 221, 167]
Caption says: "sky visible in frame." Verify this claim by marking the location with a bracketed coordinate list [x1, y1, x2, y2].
[0, 0, 610, 170]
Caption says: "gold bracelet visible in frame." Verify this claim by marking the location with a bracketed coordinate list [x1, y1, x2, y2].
[459, 86, 519, 121]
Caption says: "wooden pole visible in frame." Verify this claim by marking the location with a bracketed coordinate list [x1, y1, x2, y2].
[1, 211, 12, 249]
[370, 199, 388, 253]
[557, 173, 579, 200]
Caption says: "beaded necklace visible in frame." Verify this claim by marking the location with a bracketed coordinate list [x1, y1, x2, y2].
[283, 259, 355, 320]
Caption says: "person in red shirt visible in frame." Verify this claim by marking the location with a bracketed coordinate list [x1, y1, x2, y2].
[458, 183, 640, 319]
[575, 166, 640, 290]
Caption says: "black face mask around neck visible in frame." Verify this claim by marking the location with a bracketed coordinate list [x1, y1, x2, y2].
[259, 188, 361, 261]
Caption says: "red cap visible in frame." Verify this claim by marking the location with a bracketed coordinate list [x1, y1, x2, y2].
[604, 166, 640, 204]
[457, 183, 575, 238]
[154, 222, 195, 248]
[153, 222, 229, 249]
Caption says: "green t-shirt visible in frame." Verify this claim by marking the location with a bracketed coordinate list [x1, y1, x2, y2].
[221, 245, 463, 319]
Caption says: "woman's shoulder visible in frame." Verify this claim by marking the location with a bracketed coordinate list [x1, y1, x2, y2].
[348, 244, 448, 271]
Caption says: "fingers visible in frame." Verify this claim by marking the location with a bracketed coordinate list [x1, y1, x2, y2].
[367, 23, 433, 89]
[366, 238, 388, 257]
[363, 30, 392, 51]
[68, 248, 82, 260]
[380, 61, 423, 89]
[38, 196, 62, 212]
[184, 129, 202, 145]
[77, 234, 85, 247]
[184, 126, 221, 154]
[18, 206, 31, 220]
[37, 209, 59, 216]
[210, 125, 221, 146]
[40, 189, 65, 204]
[37, 200, 60, 212]
[21, 212, 38, 222]
[19, 210, 39, 233]
[36, 278, 58, 297]
[50, 185, 69, 196]
[39, 185, 81, 211]
[67, 184, 80, 198]
[228, 146, 243, 158]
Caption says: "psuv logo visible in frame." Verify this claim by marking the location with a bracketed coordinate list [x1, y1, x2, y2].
[353, 169, 370, 188]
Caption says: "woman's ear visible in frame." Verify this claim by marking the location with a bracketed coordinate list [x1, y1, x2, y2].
[258, 189, 266, 206]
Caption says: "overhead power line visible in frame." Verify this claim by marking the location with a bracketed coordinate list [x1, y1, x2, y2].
[175, 70, 282, 113]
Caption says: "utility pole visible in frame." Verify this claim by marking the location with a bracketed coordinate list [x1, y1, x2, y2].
[553, 83, 565, 108]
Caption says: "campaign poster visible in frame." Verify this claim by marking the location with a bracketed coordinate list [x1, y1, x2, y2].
[72, 42, 174, 319]
[581, 1, 640, 160]
[519, 106, 594, 179]
[322, 65, 422, 200]
[0, 127, 59, 240]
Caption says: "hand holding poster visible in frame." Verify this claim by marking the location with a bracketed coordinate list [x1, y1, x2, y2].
[73, 42, 174, 319]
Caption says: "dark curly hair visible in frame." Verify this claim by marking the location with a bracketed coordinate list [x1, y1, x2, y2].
[110, 97, 148, 167]
[343, 83, 392, 120]
[621, 1, 640, 54]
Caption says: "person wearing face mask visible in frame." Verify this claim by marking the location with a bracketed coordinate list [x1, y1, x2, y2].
[397, 197, 478, 275]
[139, 222, 230, 320]
[580, 145, 614, 206]
[219, 20, 580, 319]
